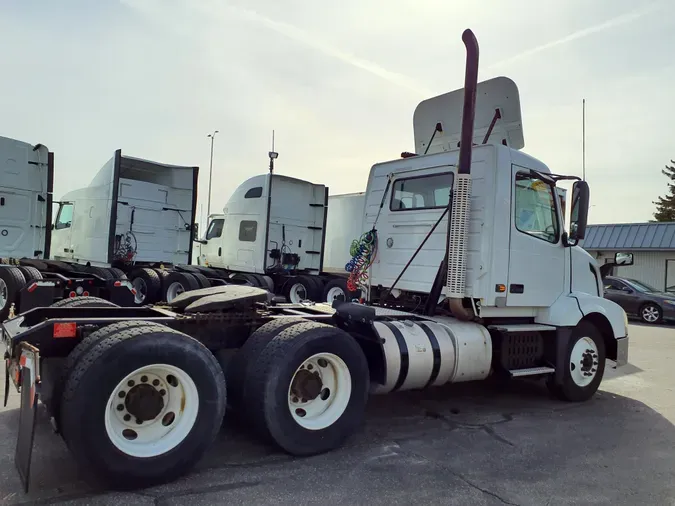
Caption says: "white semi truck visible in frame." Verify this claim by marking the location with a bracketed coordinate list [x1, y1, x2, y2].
[0, 142, 202, 319]
[3, 29, 630, 494]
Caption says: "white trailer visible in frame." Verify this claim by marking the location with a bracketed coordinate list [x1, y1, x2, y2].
[2, 28, 631, 495]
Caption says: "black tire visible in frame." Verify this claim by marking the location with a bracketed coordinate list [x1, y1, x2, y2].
[261, 275, 275, 293]
[163, 272, 200, 302]
[238, 273, 261, 287]
[50, 296, 119, 308]
[246, 321, 369, 456]
[308, 276, 325, 300]
[17, 265, 43, 282]
[0, 266, 26, 320]
[250, 274, 269, 290]
[154, 268, 171, 290]
[108, 268, 128, 280]
[639, 302, 662, 324]
[322, 278, 358, 304]
[190, 272, 211, 289]
[283, 275, 319, 303]
[60, 323, 226, 489]
[547, 320, 606, 402]
[129, 268, 162, 305]
[86, 266, 115, 280]
[51, 320, 164, 429]
[225, 317, 306, 413]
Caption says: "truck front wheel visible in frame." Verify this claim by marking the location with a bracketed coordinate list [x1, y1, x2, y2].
[246, 322, 369, 456]
[60, 324, 226, 489]
[548, 320, 606, 402]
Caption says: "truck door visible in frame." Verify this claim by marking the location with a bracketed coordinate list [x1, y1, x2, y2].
[199, 216, 225, 268]
[51, 202, 75, 260]
[507, 167, 565, 307]
[372, 167, 454, 293]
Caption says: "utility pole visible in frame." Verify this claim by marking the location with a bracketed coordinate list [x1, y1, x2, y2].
[207, 130, 219, 216]
[582, 99, 586, 181]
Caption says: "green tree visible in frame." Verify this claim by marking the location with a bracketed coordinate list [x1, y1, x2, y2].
[653, 160, 675, 222]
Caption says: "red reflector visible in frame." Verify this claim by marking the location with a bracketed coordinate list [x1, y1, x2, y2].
[27, 282, 38, 293]
[131, 288, 137, 295]
[69, 291, 76, 298]
[82, 291, 90, 297]
[54, 322, 77, 339]
[114, 281, 121, 287]
[67, 279, 72, 286]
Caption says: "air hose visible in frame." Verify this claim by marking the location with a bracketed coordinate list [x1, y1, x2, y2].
[345, 228, 378, 292]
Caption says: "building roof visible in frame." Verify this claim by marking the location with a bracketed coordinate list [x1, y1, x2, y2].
[581, 222, 675, 251]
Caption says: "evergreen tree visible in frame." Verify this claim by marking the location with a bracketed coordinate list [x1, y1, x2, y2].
[653, 160, 675, 222]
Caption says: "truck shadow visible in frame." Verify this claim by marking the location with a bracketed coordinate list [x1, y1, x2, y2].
[0, 378, 673, 505]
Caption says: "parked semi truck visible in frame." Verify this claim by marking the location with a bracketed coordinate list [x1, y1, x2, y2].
[3, 29, 629, 494]
[0, 138, 136, 320]
[0, 142, 203, 318]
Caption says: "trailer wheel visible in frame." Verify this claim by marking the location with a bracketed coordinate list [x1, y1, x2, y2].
[190, 272, 211, 289]
[323, 278, 358, 304]
[164, 272, 200, 302]
[225, 317, 306, 412]
[17, 265, 43, 282]
[60, 323, 226, 489]
[246, 322, 369, 456]
[130, 268, 162, 305]
[0, 266, 26, 320]
[284, 275, 320, 303]
[108, 268, 128, 280]
[50, 296, 120, 308]
[547, 320, 606, 402]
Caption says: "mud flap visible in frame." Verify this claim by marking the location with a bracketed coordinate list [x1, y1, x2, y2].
[14, 348, 39, 493]
[3, 356, 9, 407]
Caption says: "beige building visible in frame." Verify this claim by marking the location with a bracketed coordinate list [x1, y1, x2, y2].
[580, 222, 675, 292]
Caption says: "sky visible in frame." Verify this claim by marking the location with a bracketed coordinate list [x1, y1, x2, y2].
[1, 0, 674, 227]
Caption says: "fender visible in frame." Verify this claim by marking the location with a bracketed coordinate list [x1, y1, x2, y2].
[572, 291, 628, 339]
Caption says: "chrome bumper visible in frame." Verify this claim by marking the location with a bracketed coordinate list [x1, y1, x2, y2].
[615, 335, 629, 367]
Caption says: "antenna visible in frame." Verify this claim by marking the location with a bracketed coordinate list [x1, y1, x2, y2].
[582, 99, 586, 181]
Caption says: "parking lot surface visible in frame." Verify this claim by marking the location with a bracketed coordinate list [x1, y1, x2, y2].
[1, 322, 674, 505]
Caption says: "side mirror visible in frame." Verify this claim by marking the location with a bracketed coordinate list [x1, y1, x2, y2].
[567, 180, 589, 246]
[51, 223, 55, 230]
[615, 252, 634, 266]
[622, 286, 634, 294]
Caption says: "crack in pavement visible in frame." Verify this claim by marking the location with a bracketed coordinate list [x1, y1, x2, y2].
[422, 409, 517, 447]
[394, 444, 521, 506]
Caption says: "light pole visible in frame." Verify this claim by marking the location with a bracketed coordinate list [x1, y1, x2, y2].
[207, 130, 219, 216]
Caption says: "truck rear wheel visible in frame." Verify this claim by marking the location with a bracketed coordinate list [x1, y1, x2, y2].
[284, 275, 320, 303]
[52, 320, 164, 429]
[163, 272, 200, 302]
[225, 317, 305, 413]
[0, 266, 26, 320]
[108, 268, 128, 280]
[50, 296, 119, 308]
[547, 320, 606, 402]
[86, 266, 115, 280]
[17, 265, 43, 282]
[60, 323, 226, 489]
[246, 322, 369, 456]
[323, 278, 358, 304]
[130, 268, 162, 305]
[190, 272, 211, 289]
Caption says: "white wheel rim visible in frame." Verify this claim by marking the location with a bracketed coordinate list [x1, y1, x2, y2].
[0, 278, 7, 310]
[132, 278, 147, 304]
[289, 283, 308, 303]
[326, 286, 346, 303]
[569, 337, 599, 387]
[642, 306, 659, 322]
[287, 352, 351, 431]
[166, 282, 185, 302]
[104, 364, 199, 458]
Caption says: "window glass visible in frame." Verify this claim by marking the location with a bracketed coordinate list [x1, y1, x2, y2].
[239, 220, 257, 242]
[514, 173, 559, 243]
[245, 187, 263, 199]
[206, 218, 224, 240]
[390, 173, 453, 211]
[55, 203, 73, 230]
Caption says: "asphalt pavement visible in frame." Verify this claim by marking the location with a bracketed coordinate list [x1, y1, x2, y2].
[0, 322, 674, 506]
